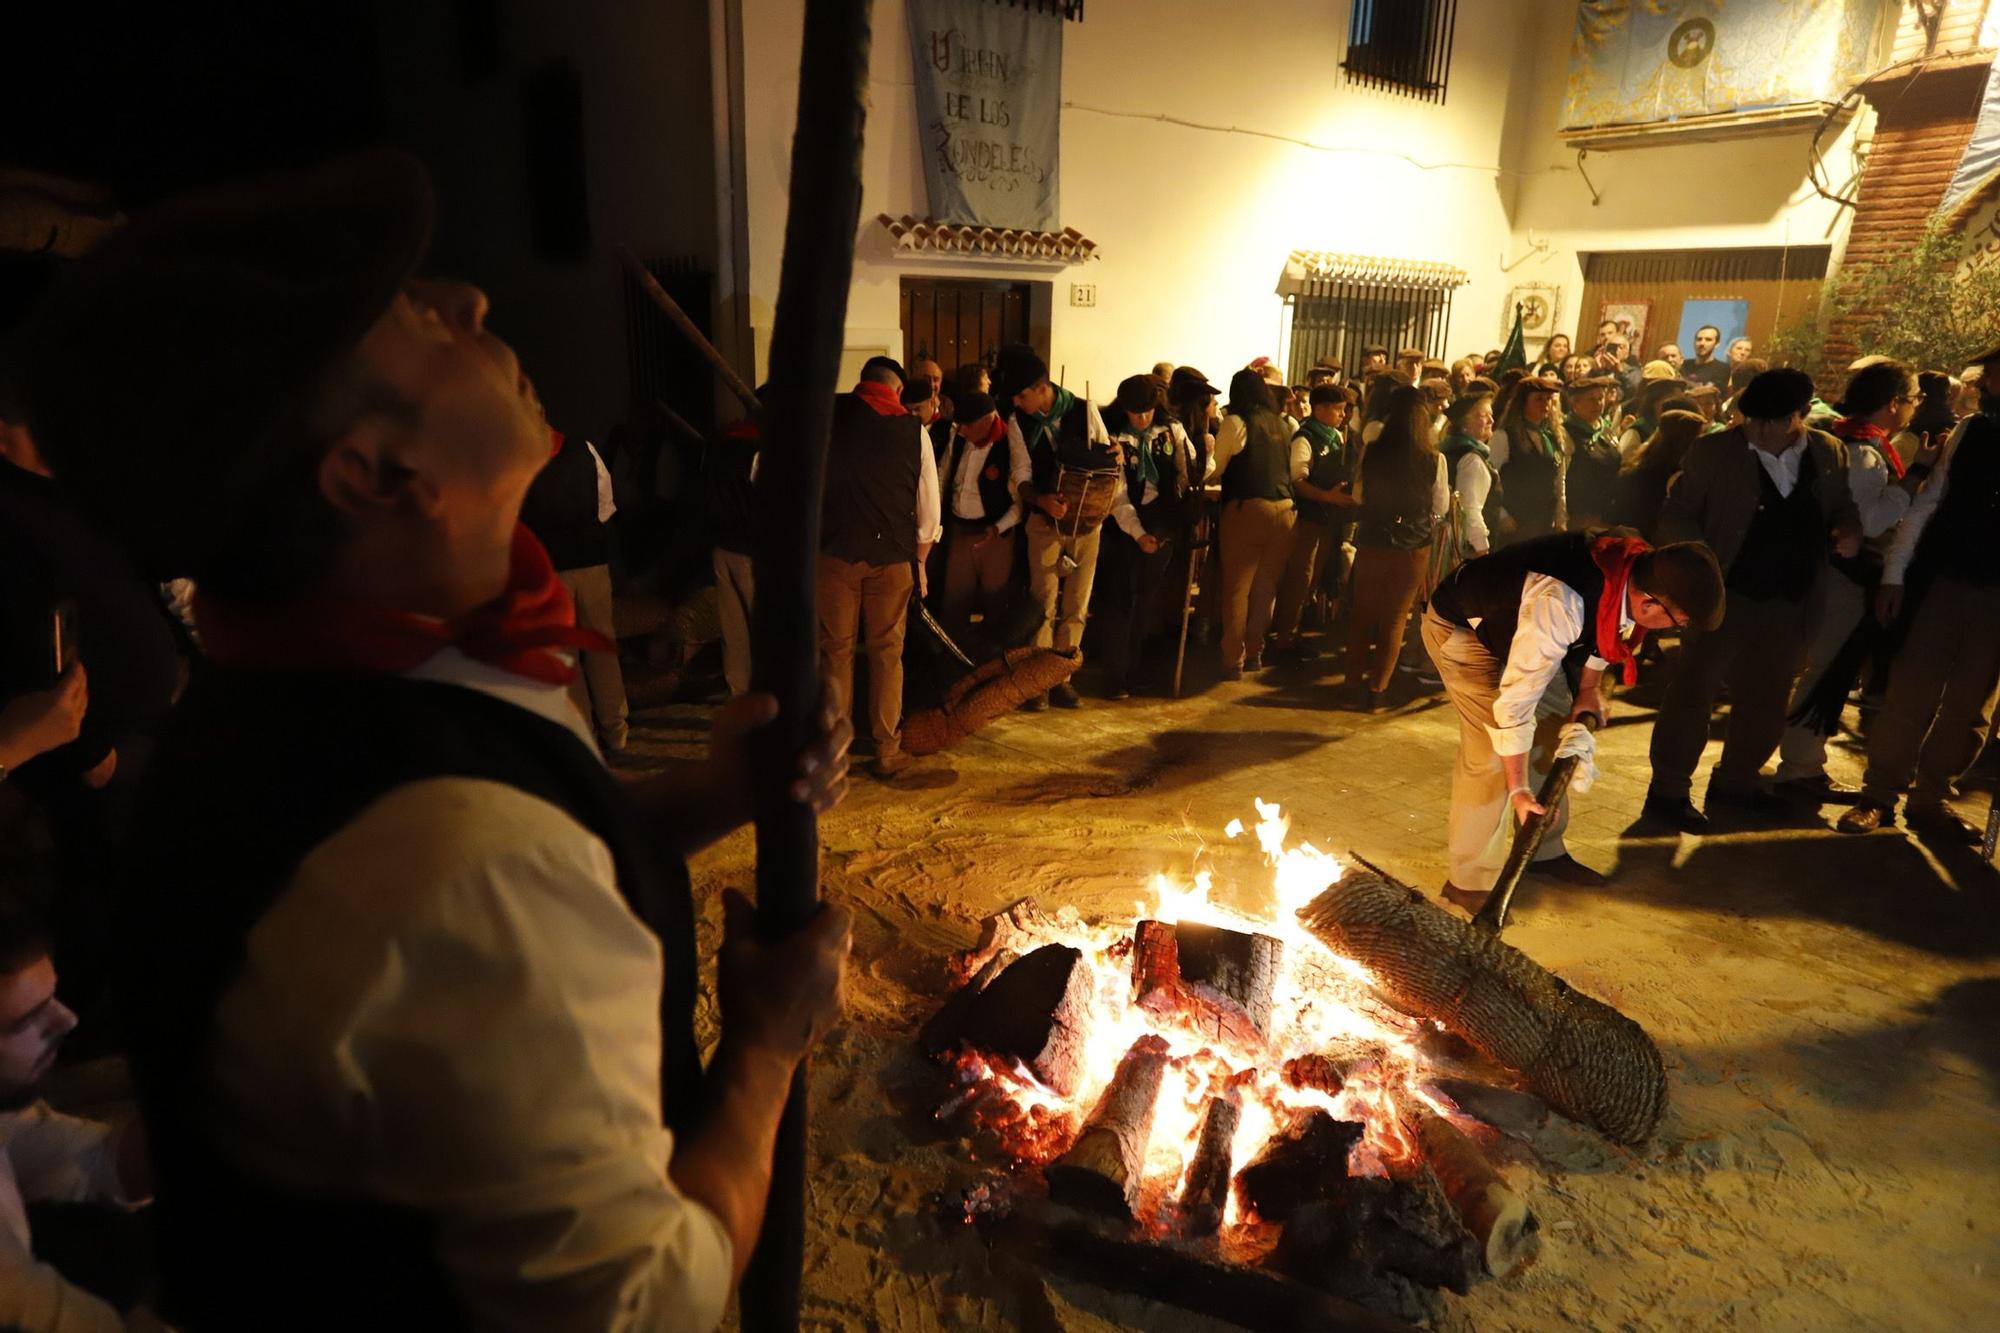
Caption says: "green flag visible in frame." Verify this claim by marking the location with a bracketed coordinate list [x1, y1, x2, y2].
[1494, 304, 1528, 373]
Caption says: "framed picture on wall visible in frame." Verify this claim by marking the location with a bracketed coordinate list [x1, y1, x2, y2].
[1504, 283, 1561, 345]
[1675, 299, 1750, 353]
[1597, 300, 1651, 355]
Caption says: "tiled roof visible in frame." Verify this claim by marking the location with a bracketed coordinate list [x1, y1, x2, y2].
[1279, 250, 1468, 295]
[876, 214, 1098, 263]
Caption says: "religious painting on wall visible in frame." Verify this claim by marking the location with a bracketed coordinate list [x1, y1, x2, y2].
[1561, 0, 1886, 134]
[1503, 283, 1561, 345]
[1598, 300, 1651, 355]
[906, 0, 1062, 231]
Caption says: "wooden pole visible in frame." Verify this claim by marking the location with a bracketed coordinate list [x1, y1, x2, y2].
[621, 246, 763, 415]
[1473, 710, 1600, 935]
[738, 2, 872, 1328]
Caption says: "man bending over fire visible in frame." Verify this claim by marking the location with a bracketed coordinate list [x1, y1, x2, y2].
[1421, 532, 1724, 908]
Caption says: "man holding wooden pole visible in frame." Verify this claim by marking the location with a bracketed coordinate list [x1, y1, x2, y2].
[1421, 532, 1723, 909]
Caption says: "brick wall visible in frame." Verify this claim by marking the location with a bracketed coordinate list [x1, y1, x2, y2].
[1824, 59, 1991, 364]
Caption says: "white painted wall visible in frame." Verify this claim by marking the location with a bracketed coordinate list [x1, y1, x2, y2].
[1498, 0, 1871, 353]
[737, 0, 1543, 391]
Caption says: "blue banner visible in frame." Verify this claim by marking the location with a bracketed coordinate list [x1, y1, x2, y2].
[1562, 0, 1885, 132]
[907, 0, 1062, 230]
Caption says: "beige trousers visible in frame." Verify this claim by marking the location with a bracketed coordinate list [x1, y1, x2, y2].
[1861, 575, 2000, 807]
[1218, 498, 1297, 668]
[560, 565, 629, 750]
[816, 554, 913, 759]
[1272, 514, 1337, 646]
[940, 523, 1018, 634]
[1024, 511, 1102, 654]
[1422, 606, 1573, 892]
[712, 548, 755, 697]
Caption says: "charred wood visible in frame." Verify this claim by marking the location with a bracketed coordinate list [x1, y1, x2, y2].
[945, 944, 1093, 1097]
[1236, 1109, 1365, 1224]
[1131, 919, 1283, 1047]
[1177, 1091, 1241, 1237]
[919, 949, 1018, 1058]
[1045, 1034, 1172, 1218]
[1298, 866, 1666, 1145]
[996, 1198, 1420, 1333]
[1404, 1105, 1539, 1279]
[1284, 1053, 1350, 1099]
[1421, 1076, 1550, 1138]
[1278, 1166, 1482, 1298]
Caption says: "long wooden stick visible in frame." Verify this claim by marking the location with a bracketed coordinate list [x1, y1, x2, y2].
[738, 2, 872, 1328]
[1473, 710, 1600, 935]
[621, 245, 762, 414]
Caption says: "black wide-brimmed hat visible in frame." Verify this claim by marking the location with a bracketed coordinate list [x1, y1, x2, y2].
[21, 150, 435, 578]
[992, 343, 1049, 406]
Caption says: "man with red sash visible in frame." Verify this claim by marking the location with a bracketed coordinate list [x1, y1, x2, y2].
[1422, 532, 1724, 908]
[19, 152, 852, 1329]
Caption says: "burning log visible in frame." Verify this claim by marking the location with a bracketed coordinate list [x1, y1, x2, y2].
[950, 897, 1060, 982]
[1045, 1034, 1172, 1218]
[941, 944, 1093, 1096]
[1236, 1109, 1365, 1224]
[1278, 1167, 1482, 1297]
[918, 948, 1017, 1058]
[996, 1198, 1421, 1333]
[1131, 918, 1283, 1046]
[1403, 1104, 1539, 1279]
[1297, 866, 1666, 1145]
[1177, 1090, 1241, 1236]
[1421, 1076, 1549, 1139]
[1284, 1053, 1351, 1099]
[902, 646, 1082, 756]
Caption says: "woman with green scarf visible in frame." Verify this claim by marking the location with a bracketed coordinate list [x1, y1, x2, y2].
[1489, 375, 1570, 541]
[1441, 391, 1501, 558]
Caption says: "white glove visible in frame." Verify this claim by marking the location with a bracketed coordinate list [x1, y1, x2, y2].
[1553, 722, 1598, 795]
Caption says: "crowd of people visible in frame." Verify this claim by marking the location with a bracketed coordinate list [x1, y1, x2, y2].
[2, 149, 1999, 1326]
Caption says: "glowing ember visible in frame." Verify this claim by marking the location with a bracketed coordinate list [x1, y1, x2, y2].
[938, 801, 1451, 1233]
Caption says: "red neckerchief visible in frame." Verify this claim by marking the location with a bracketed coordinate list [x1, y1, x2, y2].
[720, 416, 760, 442]
[1830, 416, 1902, 478]
[195, 524, 613, 687]
[1590, 533, 1650, 685]
[962, 414, 1006, 449]
[854, 381, 907, 416]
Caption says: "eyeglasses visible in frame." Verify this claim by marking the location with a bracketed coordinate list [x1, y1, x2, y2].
[1642, 593, 1686, 630]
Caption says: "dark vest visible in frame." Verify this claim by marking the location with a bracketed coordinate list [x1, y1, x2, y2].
[947, 430, 1015, 526]
[518, 435, 608, 572]
[822, 392, 922, 566]
[119, 669, 704, 1330]
[1220, 409, 1295, 503]
[1354, 451, 1438, 551]
[1026, 398, 1119, 496]
[1916, 413, 2000, 588]
[1293, 425, 1350, 523]
[1111, 419, 1187, 534]
[1499, 424, 1561, 538]
[1566, 431, 1624, 524]
[1431, 530, 1607, 680]
[1727, 449, 1822, 600]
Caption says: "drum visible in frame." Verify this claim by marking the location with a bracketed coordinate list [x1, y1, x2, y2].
[1055, 466, 1122, 533]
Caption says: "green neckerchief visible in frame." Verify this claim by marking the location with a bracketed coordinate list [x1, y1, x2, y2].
[1442, 429, 1490, 462]
[1021, 384, 1078, 455]
[1119, 414, 1162, 489]
[1528, 420, 1559, 459]
[1297, 416, 1342, 456]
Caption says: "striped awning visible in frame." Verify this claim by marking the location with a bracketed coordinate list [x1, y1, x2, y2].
[876, 214, 1098, 264]
[1278, 250, 1468, 297]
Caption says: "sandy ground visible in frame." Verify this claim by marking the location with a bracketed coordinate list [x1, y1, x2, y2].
[623, 646, 2000, 1333]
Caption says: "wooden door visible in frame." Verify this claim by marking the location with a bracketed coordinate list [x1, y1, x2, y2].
[1574, 247, 1830, 361]
[900, 277, 1034, 376]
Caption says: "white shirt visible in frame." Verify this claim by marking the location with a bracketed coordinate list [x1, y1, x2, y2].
[1847, 441, 1912, 540]
[1885, 417, 1969, 584]
[1, 1102, 141, 1332]
[1006, 400, 1144, 541]
[1450, 450, 1495, 556]
[204, 653, 733, 1333]
[1482, 573, 1627, 756]
[1749, 436, 1807, 498]
[948, 430, 1022, 533]
[585, 441, 618, 524]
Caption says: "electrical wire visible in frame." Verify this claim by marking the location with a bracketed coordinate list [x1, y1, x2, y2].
[1057, 99, 1571, 179]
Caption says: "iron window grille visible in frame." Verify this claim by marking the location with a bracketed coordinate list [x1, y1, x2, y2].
[1283, 277, 1459, 386]
[981, 0, 1085, 19]
[1342, 0, 1456, 104]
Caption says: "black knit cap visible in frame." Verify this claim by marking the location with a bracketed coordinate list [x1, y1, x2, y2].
[992, 343, 1048, 405]
[21, 150, 436, 580]
[952, 391, 996, 425]
[1736, 367, 1816, 420]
